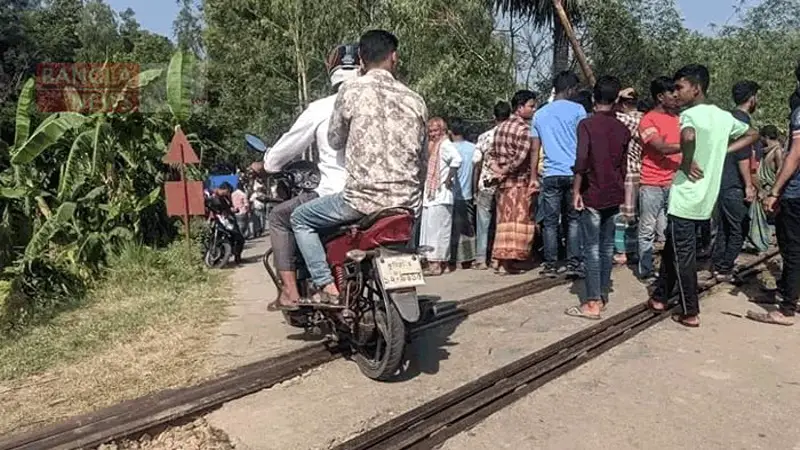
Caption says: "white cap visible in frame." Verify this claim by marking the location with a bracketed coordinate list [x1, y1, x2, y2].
[331, 67, 359, 88]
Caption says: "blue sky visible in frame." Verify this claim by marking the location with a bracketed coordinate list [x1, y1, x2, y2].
[108, 0, 761, 39]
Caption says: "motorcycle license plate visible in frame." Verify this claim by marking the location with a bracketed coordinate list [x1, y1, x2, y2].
[376, 254, 425, 290]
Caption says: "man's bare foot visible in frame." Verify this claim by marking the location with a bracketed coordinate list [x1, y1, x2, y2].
[648, 298, 667, 312]
[322, 283, 340, 297]
[582, 300, 603, 316]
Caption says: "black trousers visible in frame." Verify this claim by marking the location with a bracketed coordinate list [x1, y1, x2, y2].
[654, 215, 707, 317]
[712, 188, 748, 274]
[776, 197, 800, 316]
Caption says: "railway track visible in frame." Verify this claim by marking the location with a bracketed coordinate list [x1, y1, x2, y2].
[0, 270, 570, 450]
[335, 249, 780, 450]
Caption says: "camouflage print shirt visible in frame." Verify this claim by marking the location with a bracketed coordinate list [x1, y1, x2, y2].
[328, 69, 428, 215]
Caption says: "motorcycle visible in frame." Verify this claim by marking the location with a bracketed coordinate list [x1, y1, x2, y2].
[202, 196, 239, 268]
[245, 133, 428, 381]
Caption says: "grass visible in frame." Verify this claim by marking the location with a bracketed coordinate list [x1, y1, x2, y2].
[0, 242, 230, 436]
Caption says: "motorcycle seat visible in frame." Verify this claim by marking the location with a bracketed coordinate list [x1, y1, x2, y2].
[353, 206, 415, 230]
[321, 207, 415, 240]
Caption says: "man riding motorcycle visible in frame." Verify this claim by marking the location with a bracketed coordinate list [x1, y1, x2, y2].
[250, 43, 360, 310]
[289, 29, 428, 308]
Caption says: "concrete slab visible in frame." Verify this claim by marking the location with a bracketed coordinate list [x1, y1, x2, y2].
[206, 269, 650, 450]
[440, 284, 800, 450]
[210, 236, 553, 370]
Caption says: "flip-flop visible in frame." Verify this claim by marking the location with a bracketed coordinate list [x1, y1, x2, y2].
[745, 310, 794, 326]
[671, 314, 700, 328]
[564, 305, 601, 321]
[268, 298, 301, 312]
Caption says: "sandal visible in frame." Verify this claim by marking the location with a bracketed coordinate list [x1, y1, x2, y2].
[298, 292, 345, 310]
[268, 297, 300, 312]
[745, 310, 794, 326]
[671, 314, 700, 328]
[564, 305, 601, 321]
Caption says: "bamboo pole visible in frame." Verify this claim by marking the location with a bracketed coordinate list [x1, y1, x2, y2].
[552, 0, 596, 85]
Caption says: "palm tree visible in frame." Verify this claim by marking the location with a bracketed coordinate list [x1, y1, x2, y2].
[493, 0, 583, 77]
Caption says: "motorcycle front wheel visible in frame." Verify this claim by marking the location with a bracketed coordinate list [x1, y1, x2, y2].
[204, 242, 232, 268]
[354, 301, 406, 381]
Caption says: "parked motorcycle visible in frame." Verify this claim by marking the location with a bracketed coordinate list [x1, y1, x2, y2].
[246, 134, 427, 381]
[202, 196, 238, 268]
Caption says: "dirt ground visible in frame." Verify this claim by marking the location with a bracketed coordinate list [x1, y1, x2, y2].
[441, 285, 800, 450]
[205, 268, 651, 450]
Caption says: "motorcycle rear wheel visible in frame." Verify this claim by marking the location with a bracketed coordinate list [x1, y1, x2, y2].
[354, 302, 406, 381]
[204, 242, 232, 269]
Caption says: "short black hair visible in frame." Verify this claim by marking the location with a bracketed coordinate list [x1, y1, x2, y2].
[511, 90, 536, 111]
[760, 125, 779, 140]
[358, 29, 398, 66]
[553, 71, 580, 94]
[637, 98, 654, 112]
[493, 101, 511, 121]
[674, 64, 710, 94]
[593, 75, 621, 105]
[570, 89, 593, 113]
[449, 118, 468, 137]
[732, 80, 760, 106]
[219, 182, 233, 191]
[650, 76, 676, 101]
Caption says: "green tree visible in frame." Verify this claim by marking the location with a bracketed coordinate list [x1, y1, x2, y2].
[173, 0, 204, 57]
[203, 0, 513, 164]
[492, 0, 583, 76]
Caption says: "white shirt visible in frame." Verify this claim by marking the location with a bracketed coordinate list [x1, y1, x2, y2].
[250, 180, 266, 209]
[423, 139, 462, 207]
[264, 94, 345, 197]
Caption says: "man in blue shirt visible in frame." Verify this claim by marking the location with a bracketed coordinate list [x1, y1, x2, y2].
[754, 82, 800, 326]
[532, 71, 587, 278]
[449, 119, 479, 268]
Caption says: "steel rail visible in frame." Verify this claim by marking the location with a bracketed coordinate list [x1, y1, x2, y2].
[0, 271, 572, 450]
[335, 250, 779, 450]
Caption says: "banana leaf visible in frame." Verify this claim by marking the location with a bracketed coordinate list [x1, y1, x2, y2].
[13, 78, 35, 151]
[167, 51, 194, 124]
[24, 202, 77, 260]
[11, 113, 88, 165]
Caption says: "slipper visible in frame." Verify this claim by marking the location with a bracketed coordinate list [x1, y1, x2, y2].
[564, 305, 601, 321]
[745, 310, 794, 326]
[268, 299, 300, 312]
[671, 314, 700, 328]
[601, 299, 608, 312]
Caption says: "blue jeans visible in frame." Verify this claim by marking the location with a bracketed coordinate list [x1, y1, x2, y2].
[638, 185, 669, 277]
[541, 176, 582, 266]
[475, 190, 494, 263]
[290, 193, 364, 287]
[581, 207, 617, 303]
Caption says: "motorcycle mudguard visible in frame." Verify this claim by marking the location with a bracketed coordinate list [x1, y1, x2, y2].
[386, 289, 420, 323]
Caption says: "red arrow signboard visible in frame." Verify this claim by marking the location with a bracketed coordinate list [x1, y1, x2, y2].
[164, 127, 200, 165]
[162, 126, 203, 248]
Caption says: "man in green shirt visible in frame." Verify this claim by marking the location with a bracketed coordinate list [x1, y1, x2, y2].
[648, 64, 759, 328]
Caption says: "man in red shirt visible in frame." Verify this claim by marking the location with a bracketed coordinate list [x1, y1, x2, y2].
[566, 75, 630, 320]
[636, 77, 682, 280]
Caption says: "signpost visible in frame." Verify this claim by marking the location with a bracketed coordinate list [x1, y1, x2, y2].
[163, 126, 204, 248]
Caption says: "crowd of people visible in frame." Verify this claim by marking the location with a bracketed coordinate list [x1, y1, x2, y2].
[237, 28, 800, 329]
[417, 64, 800, 329]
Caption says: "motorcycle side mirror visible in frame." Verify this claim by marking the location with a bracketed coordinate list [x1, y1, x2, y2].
[245, 133, 268, 154]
